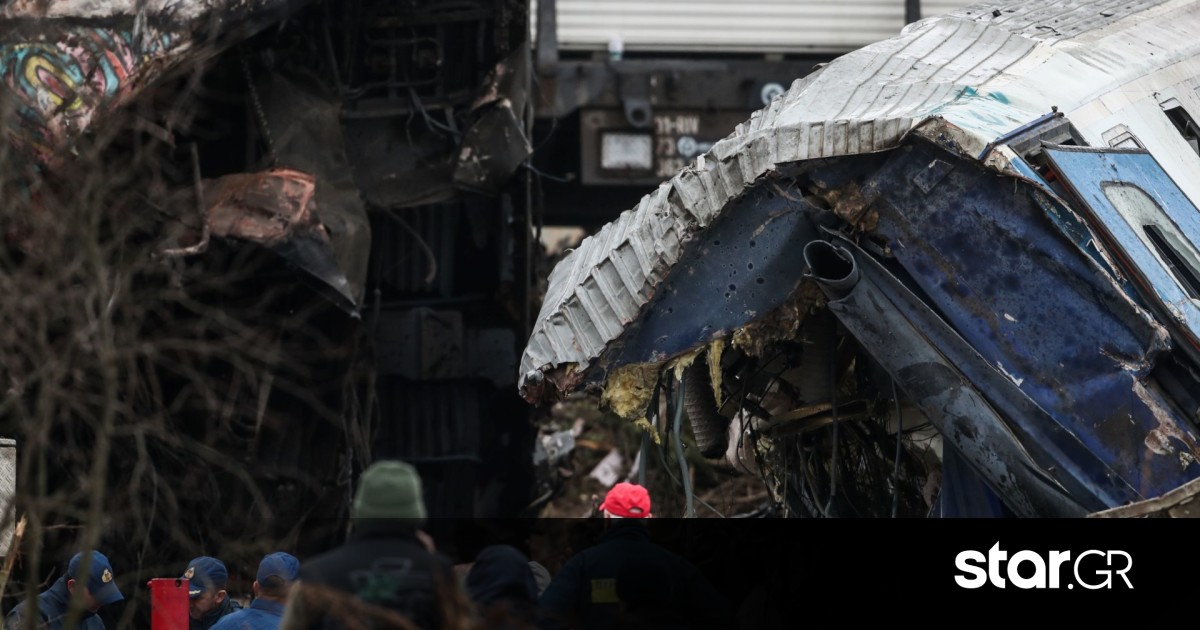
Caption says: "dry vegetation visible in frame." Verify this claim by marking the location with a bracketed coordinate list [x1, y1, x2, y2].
[0, 54, 369, 626]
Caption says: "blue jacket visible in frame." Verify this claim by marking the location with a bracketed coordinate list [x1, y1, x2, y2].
[4, 577, 106, 630]
[210, 598, 285, 630]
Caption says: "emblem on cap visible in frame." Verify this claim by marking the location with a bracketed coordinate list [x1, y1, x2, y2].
[184, 567, 195, 579]
[102, 569, 113, 583]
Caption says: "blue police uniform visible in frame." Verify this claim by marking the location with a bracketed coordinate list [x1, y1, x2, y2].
[184, 556, 243, 630]
[5, 552, 123, 630]
[5, 577, 105, 630]
[209, 551, 299, 630]
[210, 598, 285, 630]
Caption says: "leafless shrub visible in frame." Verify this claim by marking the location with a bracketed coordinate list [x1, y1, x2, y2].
[0, 36, 369, 628]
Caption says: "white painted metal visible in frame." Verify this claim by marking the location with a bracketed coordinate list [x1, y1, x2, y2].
[0, 439, 14, 558]
[922, 0, 996, 19]
[520, 0, 1200, 397]
[533, 0, 987, 54]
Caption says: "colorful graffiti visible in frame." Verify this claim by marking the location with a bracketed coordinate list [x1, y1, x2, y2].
[0, 25, 181, 169]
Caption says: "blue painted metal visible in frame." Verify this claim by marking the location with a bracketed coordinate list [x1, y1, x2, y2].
[939, 443, 1012, 518]
[807, 237, 1090, 517]
[1008, 155, 1136, 305]
[813, 229, 1138, 510]
[1043, 146, 1200, 366]
[589, 185, 820, 376]
[839, 139, 1200, 502]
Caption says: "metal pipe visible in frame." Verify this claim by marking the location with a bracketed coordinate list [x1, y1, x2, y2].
[905, 0, 921, 24]
[804, 240, 859, 300]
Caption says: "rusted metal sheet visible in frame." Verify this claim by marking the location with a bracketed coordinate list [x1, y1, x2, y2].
[520, 0, 1200, 398]
[165, 168, 357, 315]
[1089, 476, 1200, 517]
[202, 169, 323, 243]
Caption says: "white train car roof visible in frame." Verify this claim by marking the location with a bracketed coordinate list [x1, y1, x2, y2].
[519, 0, 1200, 398]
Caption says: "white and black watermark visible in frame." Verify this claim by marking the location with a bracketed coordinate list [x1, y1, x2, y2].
[955, 543, 1133, 590]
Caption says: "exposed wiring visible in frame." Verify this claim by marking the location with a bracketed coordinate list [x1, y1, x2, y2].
[238, 47, 277, 166]
[654, 429, 724, 518]
[521, 162, 574, 184]
[408, 87, 461, 141]
[672, 377, 696, 518]
[383, 210, 438, 285]
[639, 380, 661, 487]
[822, 339, 839, 517]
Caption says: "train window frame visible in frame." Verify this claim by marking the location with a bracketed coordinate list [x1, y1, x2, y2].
[1160, 97, 1200, 156]
[1101, 181, 1200, 302]
[1102, 124, 1143, 149]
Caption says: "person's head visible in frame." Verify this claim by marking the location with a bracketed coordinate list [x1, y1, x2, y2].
[253, 552, 300, 602]
[599, 482, 652, 520]
[65, 551, 124, 613]
[351, 460, 427, 535]
[182, 556, 228, 619]
[467, 546, 538, 627]
[466, 545, 537, 607]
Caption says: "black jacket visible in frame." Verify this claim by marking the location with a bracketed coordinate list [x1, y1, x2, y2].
[536, 522, 733, 630]
[191, 596, 242, 630]
[280, 527, 457, 630]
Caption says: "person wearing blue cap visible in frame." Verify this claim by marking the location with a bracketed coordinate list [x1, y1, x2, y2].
[182, 556, 242, 630]
[4, 551, 124, 630]
[210, 552, 300, 630]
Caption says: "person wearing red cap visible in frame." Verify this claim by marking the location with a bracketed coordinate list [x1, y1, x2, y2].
[536, 483, 732, 630]
[597, 482, 651, 519]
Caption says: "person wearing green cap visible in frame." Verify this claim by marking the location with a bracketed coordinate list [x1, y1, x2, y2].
[278, 460, 460, 630]
[4, 551, 124, 630]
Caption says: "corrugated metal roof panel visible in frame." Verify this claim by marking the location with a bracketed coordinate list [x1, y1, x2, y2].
[534, 0, 987, 53]
[521, 0, 1200, 400]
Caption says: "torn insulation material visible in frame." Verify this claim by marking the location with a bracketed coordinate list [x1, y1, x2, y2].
[600, 363, 659, 420]
[633, 417, 662, 445]
[668, 348, 703, 383]
[708, 337, 725, 407]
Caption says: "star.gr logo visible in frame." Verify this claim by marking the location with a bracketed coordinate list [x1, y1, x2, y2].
[954, 543, 1132, 590]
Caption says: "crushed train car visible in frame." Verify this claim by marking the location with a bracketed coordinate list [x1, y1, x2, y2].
[520, 0, 1200, 517]
[1, 0, 537, 609]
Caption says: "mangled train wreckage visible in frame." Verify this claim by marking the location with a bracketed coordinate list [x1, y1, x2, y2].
[520, 0, 1200, 517]
[1, 0, 537, 588]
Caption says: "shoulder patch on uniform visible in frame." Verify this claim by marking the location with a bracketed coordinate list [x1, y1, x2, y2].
[590, 578, 619, 604]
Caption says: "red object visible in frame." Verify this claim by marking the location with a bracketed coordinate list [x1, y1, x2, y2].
[599, 482, 652, 518]
[149, 578, 189, 630]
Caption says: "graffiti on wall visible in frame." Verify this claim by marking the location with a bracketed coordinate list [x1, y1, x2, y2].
[0, 25, 182, 169]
